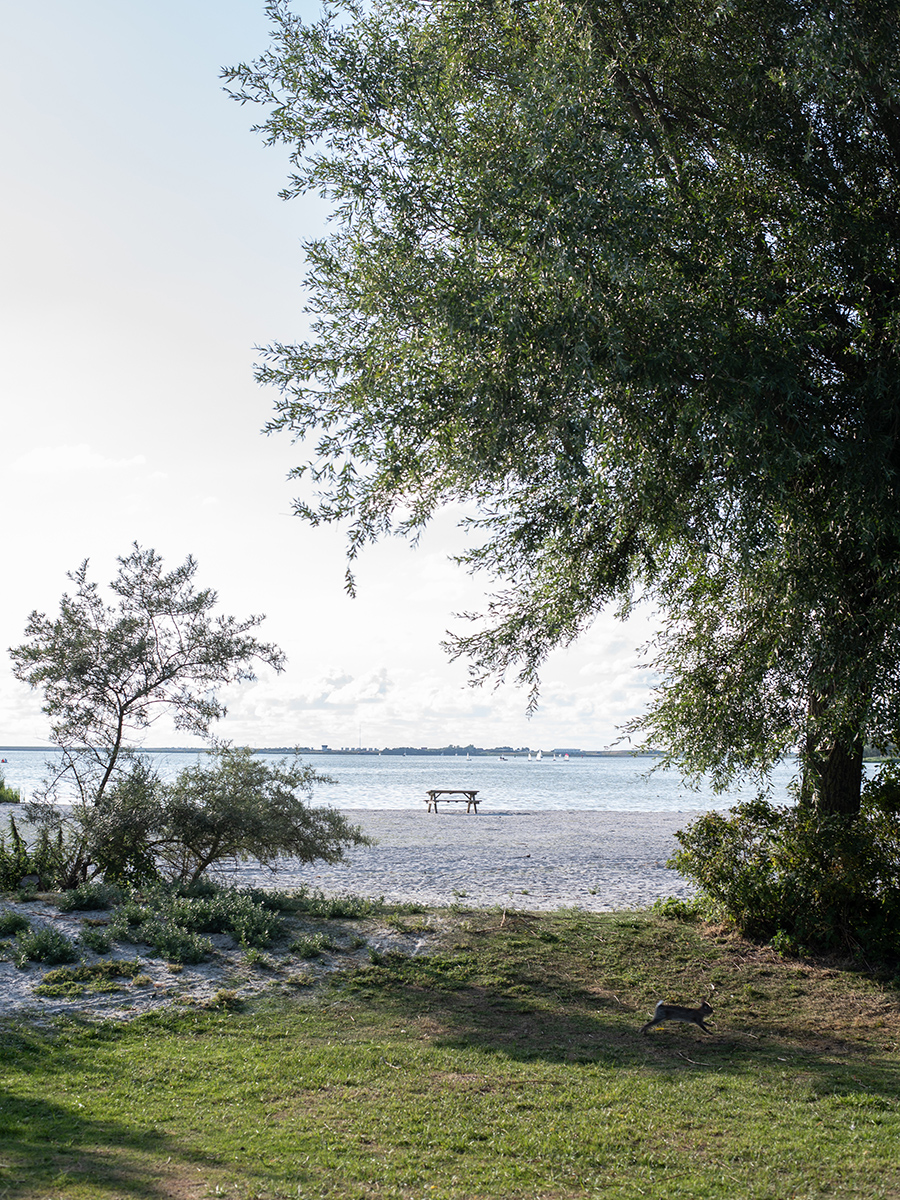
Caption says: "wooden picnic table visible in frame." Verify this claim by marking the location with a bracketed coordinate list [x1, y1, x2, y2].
[425, 788, 480, 813]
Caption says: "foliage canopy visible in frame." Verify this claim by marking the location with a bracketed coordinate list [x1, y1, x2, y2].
[227, 0, 900, 818]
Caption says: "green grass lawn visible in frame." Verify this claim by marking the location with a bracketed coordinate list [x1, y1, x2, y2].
[2, 907, 899, 1199]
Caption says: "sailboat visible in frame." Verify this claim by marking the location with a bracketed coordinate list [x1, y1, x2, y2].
[536, 749, 543, 761]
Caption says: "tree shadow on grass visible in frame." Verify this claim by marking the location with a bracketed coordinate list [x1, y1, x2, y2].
[0, 1022, 223, 1200]
[0, 1085, 226, 1200]
[341, 943, 900, 1107]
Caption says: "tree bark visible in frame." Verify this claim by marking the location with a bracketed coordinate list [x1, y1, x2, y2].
[808, 736, 864, 820]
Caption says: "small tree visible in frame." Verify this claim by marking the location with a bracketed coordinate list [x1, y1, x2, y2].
[10, 544, 285, 807]
[9, 545, 289, 885]
[154, 745, 369, 885]
[225, 0, 900, 955]
[79, 746, 369, 887]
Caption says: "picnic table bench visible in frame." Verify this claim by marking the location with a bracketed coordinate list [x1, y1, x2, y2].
[426, 788, 480, 813]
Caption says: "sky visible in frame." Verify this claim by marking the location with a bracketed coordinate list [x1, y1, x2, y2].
[0, 0, 658, 752]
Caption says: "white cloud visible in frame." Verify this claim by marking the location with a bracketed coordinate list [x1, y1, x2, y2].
[11, 444, 147, 475]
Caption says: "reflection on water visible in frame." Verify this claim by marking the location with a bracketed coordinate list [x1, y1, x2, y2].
[0, 748, 803, 812]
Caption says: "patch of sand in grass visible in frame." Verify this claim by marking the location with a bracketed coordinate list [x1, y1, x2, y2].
[0, 898, 454, 1023]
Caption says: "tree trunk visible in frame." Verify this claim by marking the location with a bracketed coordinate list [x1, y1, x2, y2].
[808, 737, 864, 820]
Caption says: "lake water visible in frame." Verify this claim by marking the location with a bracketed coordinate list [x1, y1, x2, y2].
[0, 748, 801, 812]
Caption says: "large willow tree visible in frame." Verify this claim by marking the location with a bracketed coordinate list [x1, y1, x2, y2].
[227, 0, 900, 818]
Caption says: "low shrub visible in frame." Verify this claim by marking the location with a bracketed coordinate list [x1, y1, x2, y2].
[143, 919, 212, 964]
[107, 898, 152, 941]
[163, 891, 283, 947]
[14, 924, 78, 966]
[57, 881, 124, 912]
[672, 794, 900, 960]
[650, 896, 704, 922]
[244, 887, 300, 911]
[283, 887, 390, 919]
[107, 885, 283, 951]
[289, 932, 334, 958]
[78, 925, 113, 954]
[0, 909, 31, 938]
[114, 913, 212, 964]
[243, 947, 274, 969]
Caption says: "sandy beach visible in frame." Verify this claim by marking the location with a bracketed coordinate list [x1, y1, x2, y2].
[0, 809, 702, 1020]
[0, 805, 702, 911]
[225, 808, 702, 911]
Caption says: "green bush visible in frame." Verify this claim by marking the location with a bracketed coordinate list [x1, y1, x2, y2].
[14, 924, 78, 966]
[650, 896, 703, 922]
[56, 881, 124, 911]
[0, 909, 31, 938]
[672, 794, 900, 960]
[289, 932, 334, 958]
[107, 885, 283, 951]
[162, 891, 283, 947]
[106, 884, 291, 961]
[108, 897, 152, 938]
[137, 920, 212, 964]
[59, 880, 385, 966]
[0, 816, 74, 891]
[0, 769, 21, 804]
[109, 905, 212, 963]
[78, 925, 113, 954]
[244, 887, 298, 911]
[281, 886, 389, 919]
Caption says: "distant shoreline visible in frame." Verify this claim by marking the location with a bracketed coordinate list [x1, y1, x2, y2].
[0, 745, 663, 758]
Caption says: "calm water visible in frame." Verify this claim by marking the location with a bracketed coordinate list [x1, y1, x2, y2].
[0, 748, 800, 812]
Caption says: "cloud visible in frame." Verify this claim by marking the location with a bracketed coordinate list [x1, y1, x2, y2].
[97, 618, 661, 750]
[281, 668, 383, 712]
[11, 444, 147, 475]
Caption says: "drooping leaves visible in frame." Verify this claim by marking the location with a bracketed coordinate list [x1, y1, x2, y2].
[227, 0, 900, 811]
